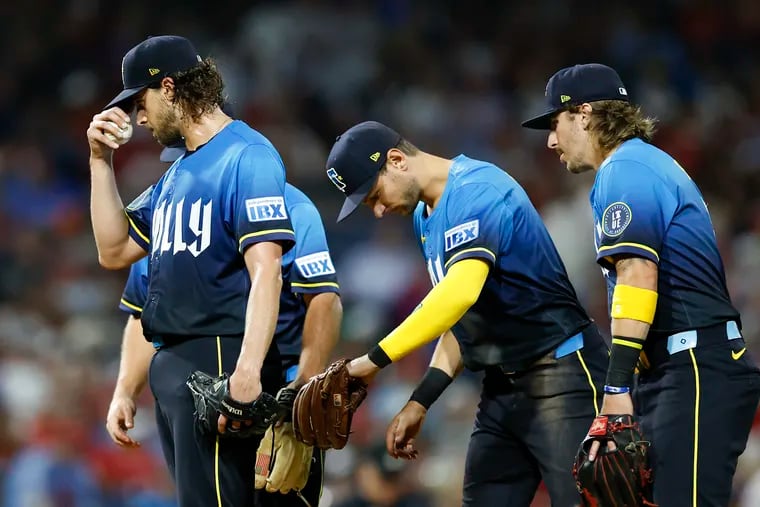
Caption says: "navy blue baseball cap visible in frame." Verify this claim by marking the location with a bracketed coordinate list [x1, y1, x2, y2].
[105, 35, 202, 110]
[326, 121, 402, 222]
[522, 63, 629, 130]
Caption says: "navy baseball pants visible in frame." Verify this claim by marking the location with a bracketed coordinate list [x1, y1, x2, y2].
[637, 321, 760, 507]
[149, 336, 323, 507]
[462, 325, 608, 507]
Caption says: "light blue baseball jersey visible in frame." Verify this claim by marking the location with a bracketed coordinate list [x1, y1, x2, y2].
[413, 155, 591, 372]
[120, 184, 338, 355]
[124, 120, 296, 340]
[590, 138, 739, 334]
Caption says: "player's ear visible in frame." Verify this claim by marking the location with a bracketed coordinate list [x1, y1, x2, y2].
[159, 77, 176, 101]
[579, 103, 593, 129]
[386, 148, 406, 171]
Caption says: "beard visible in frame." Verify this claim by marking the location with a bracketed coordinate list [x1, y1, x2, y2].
[566, 161, 595, 174]
[152, 106, 183, 146]
[396, 182, 422, 216]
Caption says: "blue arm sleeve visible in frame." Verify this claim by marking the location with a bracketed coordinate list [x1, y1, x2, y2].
[592, 161, 677, 265]
[231, 144, 296, 254]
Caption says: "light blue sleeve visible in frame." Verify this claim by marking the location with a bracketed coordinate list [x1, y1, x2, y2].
[440, 183, 508, 270]
[287, 201, 339, 294]
[592, 160, 677, 265]
[231, 144, 295, 254]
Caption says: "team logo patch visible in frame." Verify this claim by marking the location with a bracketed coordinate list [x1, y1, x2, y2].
[602, 202, 632, 237]
[245, 196, 288, 222]
[295, 251, 336, 278]
[326, 168, 346, 193]
[444, 220, 479, 251]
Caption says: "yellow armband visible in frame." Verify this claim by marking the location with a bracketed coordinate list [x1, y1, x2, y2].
[368, 258, 490, 366]
[610, 284, 658, 324]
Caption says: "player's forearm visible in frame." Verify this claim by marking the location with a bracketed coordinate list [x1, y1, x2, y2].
[237, 256, 283, 378]
[408, 332, 462, 410]
[606, 256, 658, 392]
[293, 292, 342, 387]
[113, 316, 155, 399]
[367, 258, 489, 367]
[89, 156, 132, 268]
[429, 330, 464, 377]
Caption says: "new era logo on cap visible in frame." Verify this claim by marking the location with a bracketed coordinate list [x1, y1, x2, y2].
[522, 63, 629, 130]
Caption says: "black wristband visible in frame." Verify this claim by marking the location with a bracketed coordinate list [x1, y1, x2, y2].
[409, 367, 454, 409]
[367, 344, 392, 369]
[605, 335, 646, 388]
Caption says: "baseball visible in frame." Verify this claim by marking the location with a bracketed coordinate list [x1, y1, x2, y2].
[104, 121, 133, 145]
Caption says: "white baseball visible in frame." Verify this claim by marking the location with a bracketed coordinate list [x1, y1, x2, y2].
[104, 121, 133, 145]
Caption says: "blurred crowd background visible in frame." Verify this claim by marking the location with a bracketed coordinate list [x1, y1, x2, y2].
[2, 0, 760, 505]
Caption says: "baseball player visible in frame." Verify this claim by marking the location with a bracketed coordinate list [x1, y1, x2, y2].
[322, 121, 609, 506]
[523, 63, 760, 506]
[88, 35, 304, 506]
[105, 143, 341, 506]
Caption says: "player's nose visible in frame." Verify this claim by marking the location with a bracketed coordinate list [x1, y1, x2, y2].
[547, 131, 558, 150]
[373, 203, 386, 219]
[136, 110, 148, 126]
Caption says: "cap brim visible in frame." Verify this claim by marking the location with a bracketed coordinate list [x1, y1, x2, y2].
[160, 145, 186, 163]
[521, 109, 557, 130]
[336, 178, 376, 222]
[104, 86, 145, 111]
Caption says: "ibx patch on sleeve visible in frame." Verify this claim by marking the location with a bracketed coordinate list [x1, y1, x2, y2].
[295, 251, 336, 278]
[245, 196, 288, 222]
[444, 219, 479, 251]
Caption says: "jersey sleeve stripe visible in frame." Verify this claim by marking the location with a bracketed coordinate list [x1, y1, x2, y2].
[291, 282, 340, 289]
[125, 212, 150, 245]
[238, 229, 295, 248]
[597, 242, 659, 262]
[119, 298, 143, 312]
[444, 247, 496, 269]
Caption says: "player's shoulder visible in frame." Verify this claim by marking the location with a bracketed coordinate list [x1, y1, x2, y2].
[446, 155, 520, 206]
[598, 139, 675, 187]
[219, 121, 282, 158]
[286, 184, 323, 227]
[284, 184, 311, 206]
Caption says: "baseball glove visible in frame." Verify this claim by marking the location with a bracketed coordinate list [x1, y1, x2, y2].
[292, 359, 368, 450]
[186, 370, 280, 438]
[254, 421, 313, 494]
[573, 414, 657, 507]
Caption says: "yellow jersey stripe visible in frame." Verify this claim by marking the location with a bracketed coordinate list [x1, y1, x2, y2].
[119, 298, 143, 312]
[125, 212, 150, 245]
[238, 229, 295, 248]
[445, 247, 496, 269]
[611, 338, 644, 350]
[597, 242, 659, 261]
[291, 282, 340, 289]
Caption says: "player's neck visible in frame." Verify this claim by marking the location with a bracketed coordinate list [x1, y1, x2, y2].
[180, 108, 233, 151]
[418, 153, 453, 210]
[592, 142, 621, 171]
